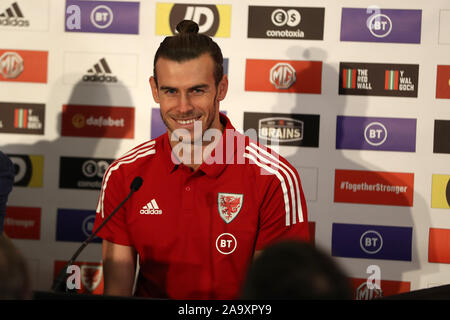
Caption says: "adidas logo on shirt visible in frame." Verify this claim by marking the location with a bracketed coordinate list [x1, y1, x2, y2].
[82, 57, 118, 83]
[0, 2, 29, 27]
[140, 199, 163, 215]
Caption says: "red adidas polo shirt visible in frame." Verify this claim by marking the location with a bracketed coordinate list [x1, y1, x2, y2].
[94, 114, 309, 299]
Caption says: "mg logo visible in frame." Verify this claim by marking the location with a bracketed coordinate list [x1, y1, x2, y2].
[270, 63, 296, 89]
[364, 122, 388, 146]
[360, 230, 383, 254]
[90, 5, 114, 29]
[367, 13, 392, 38]
[355, 281, 383, 300]
[0, 52, 23, 78]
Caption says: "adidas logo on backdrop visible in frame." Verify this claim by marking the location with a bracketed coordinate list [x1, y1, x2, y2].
[82, 57, 118, 83]
[140, 199, 163, 215]
[0, 2, 29, 27]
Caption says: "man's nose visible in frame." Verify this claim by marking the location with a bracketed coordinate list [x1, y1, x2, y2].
[178, 92, 194, 113]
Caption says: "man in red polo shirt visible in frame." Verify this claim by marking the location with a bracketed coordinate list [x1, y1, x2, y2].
[94, 20, 309, 299]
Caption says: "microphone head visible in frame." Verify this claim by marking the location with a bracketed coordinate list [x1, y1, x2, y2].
[130, 176, 143, 191]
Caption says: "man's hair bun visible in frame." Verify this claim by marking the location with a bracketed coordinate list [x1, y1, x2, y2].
[176, 20, 199, 34]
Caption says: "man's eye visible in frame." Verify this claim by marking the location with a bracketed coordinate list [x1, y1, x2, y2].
[191, 88, 205, 94]
[165, 89, 177, 94]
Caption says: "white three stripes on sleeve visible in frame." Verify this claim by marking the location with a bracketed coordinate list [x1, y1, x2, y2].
[97, 141, 156, 218]
[243, 143, 305, 226]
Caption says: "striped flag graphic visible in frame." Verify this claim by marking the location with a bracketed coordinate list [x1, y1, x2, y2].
[385, 70, 399, 90]
[14, 108, 28, 128]
[342, 68, 356, 89]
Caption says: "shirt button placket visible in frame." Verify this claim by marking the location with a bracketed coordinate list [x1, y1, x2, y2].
[182, 177, 195, 213]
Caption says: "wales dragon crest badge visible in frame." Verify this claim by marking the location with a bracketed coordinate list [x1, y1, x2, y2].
[218, 193, 243, 223]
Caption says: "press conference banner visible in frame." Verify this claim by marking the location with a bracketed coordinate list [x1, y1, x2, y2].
[1, 0, 450, 300]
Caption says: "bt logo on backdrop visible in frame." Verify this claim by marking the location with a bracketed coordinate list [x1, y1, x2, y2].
[65, 0, 139, 34]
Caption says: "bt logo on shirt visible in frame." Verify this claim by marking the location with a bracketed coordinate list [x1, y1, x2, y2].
[216, 233, 237, 255]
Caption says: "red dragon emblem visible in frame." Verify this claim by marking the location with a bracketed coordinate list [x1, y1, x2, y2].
[218, 193, 243, 223]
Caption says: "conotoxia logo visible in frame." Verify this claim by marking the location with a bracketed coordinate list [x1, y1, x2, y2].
[61, 105, 134, 138]
[0, 49, 47, 83]
[156, 2, 231, 37]
[245, 59, 322, 94]
[334, 169, 414, 206]
[247, 6, 325, 40]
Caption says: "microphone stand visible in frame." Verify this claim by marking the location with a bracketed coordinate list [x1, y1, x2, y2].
[51, 177, 143, 293]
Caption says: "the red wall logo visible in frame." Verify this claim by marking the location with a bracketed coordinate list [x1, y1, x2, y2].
[3, 206, 41, 240]
[61, 104, 134, 138]
[245, 59, 322, 94]
[0, 49, 48, 83]
[334, 169, 414, 206]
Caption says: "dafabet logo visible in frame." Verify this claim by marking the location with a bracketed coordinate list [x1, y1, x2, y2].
[61, 105, 134, 139]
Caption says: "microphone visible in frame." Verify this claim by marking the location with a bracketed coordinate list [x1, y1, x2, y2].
[51, 176, 143, 293]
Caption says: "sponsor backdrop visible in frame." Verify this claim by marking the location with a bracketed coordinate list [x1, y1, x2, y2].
[1, 0, 450, 299]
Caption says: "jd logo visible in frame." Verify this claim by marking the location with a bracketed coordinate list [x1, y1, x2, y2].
[446, 179, 450, 207]
[170, 4, 219, 36]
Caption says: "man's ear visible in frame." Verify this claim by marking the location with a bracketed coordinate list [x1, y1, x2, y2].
[216, 75, 228, 102]
[149, 76, 160, 103]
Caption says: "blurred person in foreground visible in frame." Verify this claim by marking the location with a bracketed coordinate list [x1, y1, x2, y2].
[93, 20, 310, 299]
[0, 152, 31, 299]
[0, 235, 31, 299]
[241, 240, 352, 300]
[0, 151, 14, 234]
